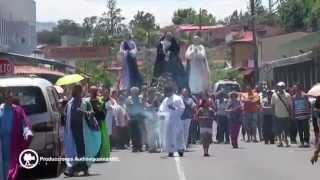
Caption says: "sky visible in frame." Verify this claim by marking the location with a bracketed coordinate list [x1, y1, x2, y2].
[35, 0, 249, 27]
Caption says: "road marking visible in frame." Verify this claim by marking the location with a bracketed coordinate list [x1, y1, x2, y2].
[174, 156, 187, 180]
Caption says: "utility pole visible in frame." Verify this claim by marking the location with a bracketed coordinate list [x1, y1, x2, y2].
[199, 8, 202, 30]
[251, 0, 259, 84]
[269, 0, 272, 12]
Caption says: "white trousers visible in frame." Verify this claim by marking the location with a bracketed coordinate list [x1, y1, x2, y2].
[182, 119, 192, 147]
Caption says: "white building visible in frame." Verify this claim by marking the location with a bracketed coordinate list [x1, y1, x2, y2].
[0, 0, 36, 55]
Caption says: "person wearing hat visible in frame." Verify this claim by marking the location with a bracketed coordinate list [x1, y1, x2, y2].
[271, 82, 293, 147]
[226, 91, 242, 148]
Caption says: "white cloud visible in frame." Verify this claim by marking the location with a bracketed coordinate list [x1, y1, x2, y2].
[35, 0, 248, 27]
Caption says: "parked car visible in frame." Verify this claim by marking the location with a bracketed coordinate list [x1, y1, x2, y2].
[213, 80, 241, 94]
[0, 76, 63, 176]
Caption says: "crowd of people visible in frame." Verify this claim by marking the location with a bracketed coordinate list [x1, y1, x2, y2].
[2, 79, 320, 178]
[61, 79, 320, 167]
[1, 31, 320, 179]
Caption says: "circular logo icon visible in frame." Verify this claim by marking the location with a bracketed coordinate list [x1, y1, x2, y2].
[19, 149, 39, 169]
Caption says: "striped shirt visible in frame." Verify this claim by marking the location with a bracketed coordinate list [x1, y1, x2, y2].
[292, 94, 311, 120]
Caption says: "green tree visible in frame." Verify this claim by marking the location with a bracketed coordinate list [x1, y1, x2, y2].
[55, 19, 83, 36]
[172, 8, 197, 25]
[98, 0, 125, 36]
[304, 0, 320, 31]
[37, 19, 84, 45]
[82, 16, 98, 38]
[130, 11, 158, 32]
[76, 61, 115, 87]
[172, 8, 216, 25]
[278, 0, 305, 32]
[37, 30, 60, 45]
[130, 11, 159, 47]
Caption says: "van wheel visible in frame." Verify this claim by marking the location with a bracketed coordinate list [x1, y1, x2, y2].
[47, 139, 64, 177]
[46, 161, 64, 177]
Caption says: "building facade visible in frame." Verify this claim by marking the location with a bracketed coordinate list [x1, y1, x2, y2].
[0, 0, 36, 55]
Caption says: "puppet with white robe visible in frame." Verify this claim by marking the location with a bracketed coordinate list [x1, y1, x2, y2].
[159, 88, 185, 154]
[119, 35, 143, 90]
[186, 36, 210, 94]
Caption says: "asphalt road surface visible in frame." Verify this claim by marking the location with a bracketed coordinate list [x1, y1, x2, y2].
[25, 142, 319, 180]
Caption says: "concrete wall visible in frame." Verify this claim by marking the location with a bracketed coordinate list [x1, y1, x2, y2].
[0, 0, 36, 55]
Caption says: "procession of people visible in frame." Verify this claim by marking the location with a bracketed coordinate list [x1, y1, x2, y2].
[1, 32, 320, 180]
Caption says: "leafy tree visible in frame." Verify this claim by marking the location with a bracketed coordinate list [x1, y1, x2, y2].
[278, 0, 305, 32]
[130, 11, 158, 32]
[37, 30, 60, 45]
[76, 61, 115, 88]
[130, 11, 159, 47]
[304, 0, 320, 31]
[172, 8, 197, 25]
[172, 8, 216, 25]
[228, 10, 240, 25]
[54, 19, 83, 37]
[98, 0, 125, 36]
[37, 19, 84, 45]
[82, 16, 98, 38]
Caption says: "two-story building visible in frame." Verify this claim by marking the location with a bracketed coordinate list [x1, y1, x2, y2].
[0, 0, 36, 55]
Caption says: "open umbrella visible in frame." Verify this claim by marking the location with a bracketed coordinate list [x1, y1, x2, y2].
[56, 74, 84, 86]
[308, 83, 320, 97]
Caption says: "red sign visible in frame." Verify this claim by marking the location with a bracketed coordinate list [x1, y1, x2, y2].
[0, 59, 14, 75]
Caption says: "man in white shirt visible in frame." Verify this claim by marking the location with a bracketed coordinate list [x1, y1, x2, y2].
[271, 82, 293, 147]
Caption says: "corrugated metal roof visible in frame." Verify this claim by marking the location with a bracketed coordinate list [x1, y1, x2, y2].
[14, 65, 64, 76]
[177, 24, 225, 31]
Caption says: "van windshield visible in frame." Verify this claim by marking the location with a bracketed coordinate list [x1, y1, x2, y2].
[0, 86, 47, 115]
[217, 84, 241, 94]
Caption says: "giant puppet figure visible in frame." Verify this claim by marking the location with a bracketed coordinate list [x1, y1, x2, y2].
[119, 35, 144, 90]
[0, 88, 33, 180]
[185, 36, 210, 94]
[153, 33, 188, 89]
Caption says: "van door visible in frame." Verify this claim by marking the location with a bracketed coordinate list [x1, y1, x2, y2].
[46, 87, 62, 158]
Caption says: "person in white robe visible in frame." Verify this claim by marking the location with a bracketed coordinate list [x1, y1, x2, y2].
[185, 36, 210, 94]
[105, 90, 117, 137]
[159, 86, 186, 157]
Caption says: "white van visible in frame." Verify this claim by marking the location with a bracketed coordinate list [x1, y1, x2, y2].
[0, 76, 63, 176]
[213, 80, 241, 94]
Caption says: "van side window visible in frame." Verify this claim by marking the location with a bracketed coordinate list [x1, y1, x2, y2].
[4, 86, 47, 115]
[47, 87, 59, 112]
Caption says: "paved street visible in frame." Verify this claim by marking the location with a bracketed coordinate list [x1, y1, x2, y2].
[29, 142, 320, 180]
